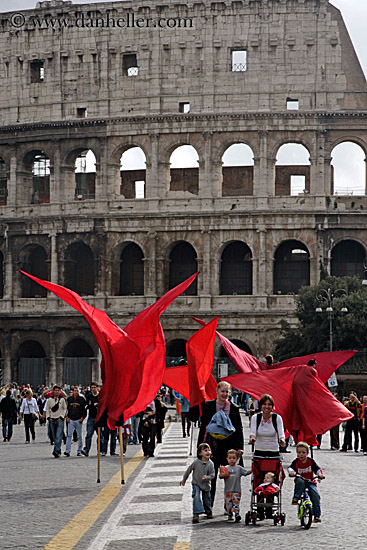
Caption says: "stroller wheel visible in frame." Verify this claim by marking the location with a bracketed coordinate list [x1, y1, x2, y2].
[245, 512, 251, 525]
[252, 514, 257, 526]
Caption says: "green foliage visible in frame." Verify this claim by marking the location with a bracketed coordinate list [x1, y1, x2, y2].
[273, 276, 367, 361]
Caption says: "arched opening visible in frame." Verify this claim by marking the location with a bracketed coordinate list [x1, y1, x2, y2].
[120, 147, 146, 199]
[273, 240, 310, 294]
[166, 338, 187, 365]
[0, 157, 7, 205]
[222, 143, 254, 196]
[119, 243, 144, 295]
[18, 340, 46, 386]
[220, 241, 253, 295]
[331, 142, 366, 195]
[169, 242, 197, 295]
[20, 245, 48, 298]
[63, 338, 93, 386]
[169, 145, 199, 195]
[64, 242, 95, 295]
[0, 251, 3, 299]
[275, 143, 311, 196]
[75, 150, 96, 200]
[331, 240, 365, 278]
[32, 152, 50, 203]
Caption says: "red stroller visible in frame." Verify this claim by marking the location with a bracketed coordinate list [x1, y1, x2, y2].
[245, 456, 286, 526]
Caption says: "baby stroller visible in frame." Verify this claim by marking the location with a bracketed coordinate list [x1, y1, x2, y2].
[245, 456, 286, 526]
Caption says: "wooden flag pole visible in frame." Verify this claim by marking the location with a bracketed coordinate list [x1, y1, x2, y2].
[118, 426, 125, 484]
[189, 425, 194, 456]
[97, 426, 101, 483]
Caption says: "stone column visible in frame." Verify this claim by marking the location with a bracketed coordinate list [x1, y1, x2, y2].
[51, 142, 61, 203]
[49, 231, 58, 283]
[313, 130, 328, 196]
[3, 226, 12, 299]
[201, 132, 214, 198]
[258, 130, 271, 196]
[146, 231, 157, 299]
[256, 227, 267, 294]
[200, 230, 212, 309]
[95, 139, 107, 200]
[48, 332, 57, 386]
[3, 332, 12, 384]
[146, 133, 160, 199]
[91, 357, 100, 384]
[7, 151, 17, 207]
[55, 357, 63, 386]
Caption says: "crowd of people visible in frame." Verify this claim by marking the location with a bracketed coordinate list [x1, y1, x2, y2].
[0, 381, 170, 459]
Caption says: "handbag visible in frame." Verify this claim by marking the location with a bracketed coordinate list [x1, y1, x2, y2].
[27, 401, 38, 422]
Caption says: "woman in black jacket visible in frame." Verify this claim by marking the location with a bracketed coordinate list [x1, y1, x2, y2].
[198, 381, 244, 504]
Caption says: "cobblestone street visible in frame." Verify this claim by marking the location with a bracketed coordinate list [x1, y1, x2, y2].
[1, 413, 365, 550]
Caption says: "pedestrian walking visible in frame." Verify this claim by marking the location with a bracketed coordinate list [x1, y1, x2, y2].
[0, 389, 17, 442]
[46, 385, 68, 458]
[64, 386, 86, 457]
[19, 390, 40, 443]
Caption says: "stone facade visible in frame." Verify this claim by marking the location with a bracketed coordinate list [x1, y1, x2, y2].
[0, 0, 366, 386]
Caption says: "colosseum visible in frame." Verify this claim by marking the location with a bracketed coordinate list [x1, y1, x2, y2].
[0, 0, 366, 388]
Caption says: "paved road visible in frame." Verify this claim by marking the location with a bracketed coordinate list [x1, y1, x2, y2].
[1, 414, 365, 549]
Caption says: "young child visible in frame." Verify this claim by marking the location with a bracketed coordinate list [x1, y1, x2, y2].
[288, 441, 325, 523]
[219, 449, 250, 522]
[254, 472, 280, 497]
[180, 442, 215, 524]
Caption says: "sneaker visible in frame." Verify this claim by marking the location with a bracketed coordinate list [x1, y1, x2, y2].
[3, 438, 7, 442]
[228, 513, 234, 521]
[101, 452, 106, 456]
[52, 451, 59, 458]
[363, 452, 367, 456]
[110, 452, 119, 456]
[81, 450, 89, 457]
[77, 452, 82, 456]
[192, 515, 199, 524]
[206, 513, 213, 519]
[63, 452, 70, 457]
[291, 497, 299, 505]
[313, 517, 321, 523]
[235, 514, 241, 523]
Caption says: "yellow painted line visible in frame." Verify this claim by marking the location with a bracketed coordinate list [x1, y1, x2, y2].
[43, 450, 144, 550]
[174, 544, 191, 550]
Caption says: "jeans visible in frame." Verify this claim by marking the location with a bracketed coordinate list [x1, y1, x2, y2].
[129, 416, 140, 444]
[101, 426, 117, 454]
[50, 419, 65, 454]
[294, 478, 321, 518]
[84, 418, 97, 453]
[2, 417, 13, 441]
[66, 419, 83, 454]
[192, 483, 212, 515]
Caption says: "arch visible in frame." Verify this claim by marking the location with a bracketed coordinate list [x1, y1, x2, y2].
[221, 143, 254, 197]
[0, 250, 3, 298]
[169, 145, 199, 194]
[75, 149, 96, 200]
[119, 242, 144, 295]
[31, 152, 50, 203]
[19, 245, 48, 298]
[275, 143, 311, 196]
[120, 146, 147, 199]
[63, 338, 93, 386]
[273, 240, 310, 294]
[331, 142, 366, 196]
[17, 340, 46, 386]
[166, 338, 187, 365]
[220, 241, 253, 295]
[0, 157, 7, 205]
[169, 241, 198, 295]
[331, 240, 365, 278]
[64, 242, 95, 295]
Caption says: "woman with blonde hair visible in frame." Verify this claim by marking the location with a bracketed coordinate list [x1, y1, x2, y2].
[19, 389, 40, 443]
[198, 381, 244, 504]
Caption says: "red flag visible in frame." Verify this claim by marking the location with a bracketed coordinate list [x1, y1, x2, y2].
[194, 318, 356, 381]
[187, 318, 218, 408]
[224, 366, 353, 444]
[21, 270, 198, 428]
[163, 365, 190, 400]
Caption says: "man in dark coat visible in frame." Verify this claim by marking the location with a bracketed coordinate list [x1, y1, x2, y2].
[0, 389, 17, 442]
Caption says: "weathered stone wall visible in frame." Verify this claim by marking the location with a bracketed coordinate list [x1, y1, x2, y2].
[0, 0, 366, 384]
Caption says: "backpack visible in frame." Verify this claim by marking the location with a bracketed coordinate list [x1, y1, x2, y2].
[256, 412, 278, 436]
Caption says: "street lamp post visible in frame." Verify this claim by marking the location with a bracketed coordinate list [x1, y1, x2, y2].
[315, 288, 348, 352]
